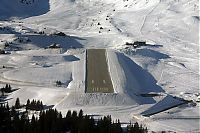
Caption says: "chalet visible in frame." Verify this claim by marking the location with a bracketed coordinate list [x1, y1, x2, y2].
[125, 41, 146, 48]
[55, 32, 66, 36]
[133, 41, 146, 46]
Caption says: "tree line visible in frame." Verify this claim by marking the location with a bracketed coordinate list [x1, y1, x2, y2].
[0, 98, 148, 133]
[0, 84, 19, 97]
[14, 98, 44, 111]
[0, 84, 12, 96]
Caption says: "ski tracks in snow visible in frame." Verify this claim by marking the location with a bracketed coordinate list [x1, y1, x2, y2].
[140, 0, 160, 36]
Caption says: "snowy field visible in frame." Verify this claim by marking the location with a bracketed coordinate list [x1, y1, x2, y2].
[0, 0, 199, 132]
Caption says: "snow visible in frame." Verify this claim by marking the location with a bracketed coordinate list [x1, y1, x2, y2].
[146, 105, 200, 132]
[141, 95, 187, 116]
[0, 0, 199, 132]
[0, 0, 50, 20]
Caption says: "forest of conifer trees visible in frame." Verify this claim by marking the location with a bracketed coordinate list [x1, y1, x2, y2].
[0, 98, 148, 133]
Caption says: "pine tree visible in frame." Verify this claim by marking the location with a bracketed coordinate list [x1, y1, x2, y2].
[78, 109, 83, 119]
[0, 98, 147, 133]
[5, 84, 8, 90]
[8, 84, 11, 92]
[66, 110, 71, 118]
[1, 88, 4, 96]
[40, 101, 43, 110]
[15, 98, 20, 109]
[26, 99, 30, 110]
[72, 110, 77, 118]
[30, 115, 37, 133]
[36, 100, 40, 111]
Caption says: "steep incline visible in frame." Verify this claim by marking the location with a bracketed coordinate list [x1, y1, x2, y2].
[0, 0, 50, 19]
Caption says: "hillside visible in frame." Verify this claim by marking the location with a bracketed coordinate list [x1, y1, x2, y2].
[0, 0, 50, 19]
[0, 0, 199, 132]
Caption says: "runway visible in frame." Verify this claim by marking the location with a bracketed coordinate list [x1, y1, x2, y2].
[86, 49, 114, 93]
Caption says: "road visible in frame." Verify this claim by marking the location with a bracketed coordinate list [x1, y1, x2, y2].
[86, 49, 114, 93]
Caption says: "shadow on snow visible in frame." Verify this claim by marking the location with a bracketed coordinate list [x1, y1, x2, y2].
[116, 52, 166, 104]
[0, 0, 50, 20]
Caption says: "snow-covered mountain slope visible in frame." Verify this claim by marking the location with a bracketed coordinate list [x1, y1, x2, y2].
[0, 0, 50, 19]
[0, 0, 199, 132]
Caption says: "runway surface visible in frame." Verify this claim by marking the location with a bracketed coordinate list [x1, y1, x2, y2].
[86, 49, 114, 93]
